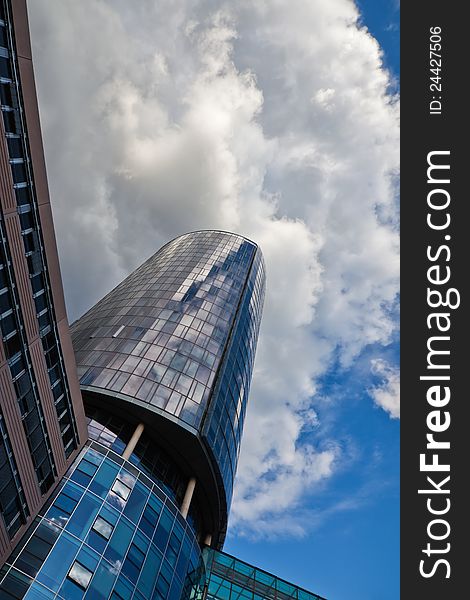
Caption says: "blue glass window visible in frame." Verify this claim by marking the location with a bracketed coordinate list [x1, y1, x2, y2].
[111, 478, 131, 501]
[154, 509, 173, 552]
[169, 576, 184, 600]
[139, 503, 159, 538]
[70, 461, 94, 487]
[92, 515, 114, 540]
[166, 530, 181, 567]
[175, 543, 190, 581]
[14, 521, 60, 578]
[0, 568, 31, 598]
[23, 582, 55, 599]
[89, 460, 120, 498]
[36, 532, 80, 592]
[84, 560, 117, 600]
[66, 493, 101, 539]
[67, 561, 93, 589]
[155, 573, 170, 598]
[123, 480, 148, 523]
[137, 544, 162, 597]
[204, 548, 324, 600]
[0, 449, 206, 600]
[121, 541, 145, 583]
[104, 518, 134, 567]
[111, 576, 134, 600]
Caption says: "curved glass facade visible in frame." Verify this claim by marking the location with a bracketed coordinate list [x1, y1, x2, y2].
[1, 219, 327, 600]
[71, 231, 266, 510]
[0, 444, 205, 600]
[85, 407, 202, 536]
[202, 249, 265, 507]
[0, 0, 327, 594]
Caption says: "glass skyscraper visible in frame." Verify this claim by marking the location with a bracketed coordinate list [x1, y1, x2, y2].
[1, 3, 325, 600]
[72, 230, 266, 546]
[0, 231, 270, 599]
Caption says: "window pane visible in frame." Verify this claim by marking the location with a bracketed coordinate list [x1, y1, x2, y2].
[65, 493, 100, 539]
[111, 479, 131, 501]
[68, 561, 93, 589]
[89, 461, 119, 498]
[92, 516, 113, 540]
[36, 533, 80, 592]
[84, 560, 117, 600]
[104, 519, 134, 567]
[122, 482, 148, 524]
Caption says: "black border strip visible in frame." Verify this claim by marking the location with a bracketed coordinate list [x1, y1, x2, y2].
[401, 3, 466, 597]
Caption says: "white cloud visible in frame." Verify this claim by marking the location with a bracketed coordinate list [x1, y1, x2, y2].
[28, 0, 399, 537]
[369, 359, 400, 419]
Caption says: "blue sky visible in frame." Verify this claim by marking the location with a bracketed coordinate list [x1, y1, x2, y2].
[357, 0, 400, 81]
[224, 2, 400, 599]
[29, 1, 400, 599]
[226, 344, 400, 600]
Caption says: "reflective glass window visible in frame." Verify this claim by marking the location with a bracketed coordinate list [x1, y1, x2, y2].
[111, 479, 131, 501]
[68, 561, 93, 589]
[0, 448, 206, 599]
[36, 532, 80, 592]
[122, 481, 148, 523]
[71, 231, 265, 515]
[92, 515, 114, 540]
[65, 492, 100, 539]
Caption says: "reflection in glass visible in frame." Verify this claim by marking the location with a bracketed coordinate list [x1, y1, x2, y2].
[111, 479, 131, 501]
[0, 445, 206, 600]
[67, 561, 93, 589]
[92, 516, 113, 540]
[71, 231, 266, 510]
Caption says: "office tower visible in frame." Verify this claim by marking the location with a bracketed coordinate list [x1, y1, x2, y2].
[0, 4, 325, 599]
[73, 230, 266, 546]
[0, 0, 87, 564]
[0, 230, 269, 599]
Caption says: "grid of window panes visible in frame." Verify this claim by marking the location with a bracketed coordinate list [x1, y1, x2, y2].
[72, 232, 257, 431]
[0, 409, 29, 539]
[0, 0, 79, 458]
[1, 214, 56, 498]
[85, 405, 202, 536]
[204, 549, 326, 600]
[85, 406, 187, 505]
[202, 249, 265, 508]
[0, 444, 206, 600]
[72, 231, 265, 512]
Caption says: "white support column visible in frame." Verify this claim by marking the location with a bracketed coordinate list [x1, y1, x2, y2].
[204, 533, 212, 547]
[122, 423, 145, 460]
[180, 477, 197, 519]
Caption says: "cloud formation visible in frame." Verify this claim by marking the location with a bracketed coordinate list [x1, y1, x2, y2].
[28, 0, 399, 537]
[369, 359, 400, 419]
